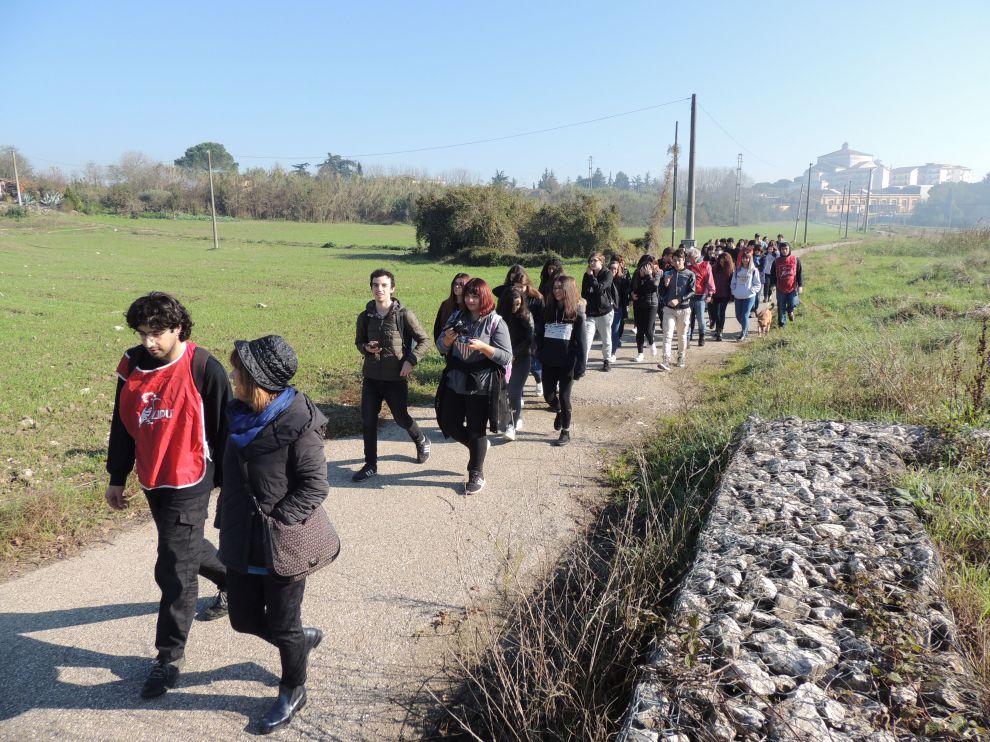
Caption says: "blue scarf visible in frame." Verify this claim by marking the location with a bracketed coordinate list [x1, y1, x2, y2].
[227, 387, 297, 449]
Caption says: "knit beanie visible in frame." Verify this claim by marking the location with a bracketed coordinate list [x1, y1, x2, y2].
[234, 335, 298, 392]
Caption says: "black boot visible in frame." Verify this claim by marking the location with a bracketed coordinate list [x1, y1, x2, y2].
[258, 684, 307, 734]
[698, 332, 705, 347]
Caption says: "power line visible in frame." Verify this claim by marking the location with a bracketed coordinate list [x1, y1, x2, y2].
[232, 96, 692, 161]
[697, 102, 777, 168]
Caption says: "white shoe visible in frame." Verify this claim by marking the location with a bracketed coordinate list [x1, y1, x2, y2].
[503, 425, 516, 441]
[658, 360, 671, 371]
[650, 344, 657, 357]
[609, 354, 617, 363]
[635, 353, 644, 363]
[678, 357, 686, 368]
[535, 382, 543, 396]
[515, 417, 524, 432]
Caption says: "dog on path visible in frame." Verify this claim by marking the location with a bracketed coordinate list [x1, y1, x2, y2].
[756, 301, 775, 337]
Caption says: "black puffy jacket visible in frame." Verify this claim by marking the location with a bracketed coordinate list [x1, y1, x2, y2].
[217, 391, 329, 573]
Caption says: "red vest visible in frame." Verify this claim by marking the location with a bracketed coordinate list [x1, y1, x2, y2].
[776, 254, 798, 293]
[117, 342, 208, 490]
[689, 261, 711, 295]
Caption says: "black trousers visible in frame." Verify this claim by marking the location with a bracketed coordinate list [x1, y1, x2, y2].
[145, 488, 226, 664]
[633, 304, 658, 352]
[361, 377, 422, 468]
[542, 365, 575, 429]
[226, 570, 309, 687]
[439, 388, 489, 475]
[710, 299, 730, 333]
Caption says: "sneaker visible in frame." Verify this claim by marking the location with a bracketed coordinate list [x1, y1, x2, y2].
[650, 344, 658, 357]
[609, 354, 617, 363]
[787, 310, 795, 321]
[635, 353, 644, 363]
[535, 381, 543, 397]
[141, 658, 183, 699]
[196, 589, 228, 621]
[554, 429, 571, 447]
[351, 466, 377, 483]
[714, 331, 723, 342]
[465, 472, 486, 495]
[658, 360, 671, 371]
[502, 425, 516, 441]
[415, 434, 431, 464]
[677, 357, 686, 368]
[553, 410, 563, 431]
[602, 359, 611, 372]
[515, 417, 524, 432]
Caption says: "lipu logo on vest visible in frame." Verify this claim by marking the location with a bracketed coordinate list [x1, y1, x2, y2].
[138, 391, 173, 427]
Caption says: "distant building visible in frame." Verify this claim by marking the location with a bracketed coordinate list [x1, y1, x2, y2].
[889, 167, 918, 187]
[917, 163, 971, 185]
[820, 185, 930, 219]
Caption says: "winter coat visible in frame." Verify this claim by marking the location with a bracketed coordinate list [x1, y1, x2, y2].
[217, 392, 329, 574]
[537, 307, 588, 378]
[356, 299, 430, 382]
[660, 268, 696, 307]
[712, 267, 733, 301]
[611, 270, 632, 313]
[581, 267, 615, 317]
[688, 261, 716, 298]
[505, 312, 535, 361]
[631, 268, 662, 307]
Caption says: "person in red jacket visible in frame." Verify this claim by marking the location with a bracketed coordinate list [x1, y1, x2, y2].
[769, 241, 804, 326]
[686, 247, 715, 346]
[105, 292, 231, 699]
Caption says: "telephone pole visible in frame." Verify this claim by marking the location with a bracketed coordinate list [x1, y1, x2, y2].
[670, 121, 679, 249]
[11, 150, 23, 207]
[863, 166, 876, 233]
[733, 153, 743, 226]
[207, 149, 220, 250]
[803, 162, 812, 244]
[793, 180, 804, 243]
[684, 93, 697, 247]
[838, 183, 847, 236]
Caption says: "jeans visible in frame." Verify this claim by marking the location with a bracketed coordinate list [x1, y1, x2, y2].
[688, 297, 707, 341]
[530, 355, 543, 384]
[583, 311, 614, 364]
[145, 488, 226, 663]
[361, 377, 422, 468]
[633, 304, 658, 352]
[710, 299, 729, 334]
[661, 307, 690, 363]
[226, 569, 308, 687]
[542, 365, 575, 430]
[440, 388, 490, 475]
[508, 355, 531, 426]
[610, 306, 627, 351]
[777, 290, 800, 325]
[735, 296, 756, 337]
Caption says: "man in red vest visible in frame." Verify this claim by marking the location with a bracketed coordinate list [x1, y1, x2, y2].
[105, 292, 231, 699]
[770, 242, 804, 327]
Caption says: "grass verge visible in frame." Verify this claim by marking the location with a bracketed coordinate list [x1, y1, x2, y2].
[424, 229, 990, 739]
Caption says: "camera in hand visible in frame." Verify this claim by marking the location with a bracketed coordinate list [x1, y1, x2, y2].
[452, 319, 471, 337]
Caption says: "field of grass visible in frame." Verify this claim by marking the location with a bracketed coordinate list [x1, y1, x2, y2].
[619, 220, 861, 246]
[0, 213, 595, 565]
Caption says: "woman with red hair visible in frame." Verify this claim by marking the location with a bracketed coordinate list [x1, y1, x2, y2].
[436, 278, 513, 495]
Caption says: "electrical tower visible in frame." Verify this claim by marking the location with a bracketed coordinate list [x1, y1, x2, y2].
[733, 153, 743, 226]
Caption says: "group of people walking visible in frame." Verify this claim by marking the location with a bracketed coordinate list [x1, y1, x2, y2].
[103, 238, 804, 731]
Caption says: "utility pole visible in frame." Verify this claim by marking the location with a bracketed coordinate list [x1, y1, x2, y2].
[793, 180, 804, 243]
[684, 93, 697, 247]
[844, 180, 852, 239]
[588, 156, 593, 190]
[947, 184, 955, 230]
[11, 150, 23, 207]
[803, 162, 812, 244]
[207, 149, 220, 250]
[670, 121, 679, 249]
[863, 167, 875, 233]
[733, 153, 743, 226]
[838, 183, 847, 236]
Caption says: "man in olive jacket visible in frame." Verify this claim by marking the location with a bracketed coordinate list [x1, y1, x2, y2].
[352, 268, 431, 482]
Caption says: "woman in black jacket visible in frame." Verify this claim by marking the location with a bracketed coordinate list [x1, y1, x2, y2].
[496, 286, 534, 441]
[538, 275, 588, 446]
[630, 254, 661, 362]
[217, 335, 331, 735]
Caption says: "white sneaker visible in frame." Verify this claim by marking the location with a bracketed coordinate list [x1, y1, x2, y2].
[609, 354, 617, 363]
[658, 360, 671, 371]
[515, 417, 524, 432]
[650, 344, 657, 357]
[503, 425, 516, 441]
[678, 357, 686, 368]
[535, 382, 543, 396]
[635, 353, 644, 363]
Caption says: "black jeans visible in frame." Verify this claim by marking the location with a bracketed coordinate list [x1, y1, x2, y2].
[633, 304, 658, 352]
[361, 377, 422, 468]
[440, 388, 489, 475]
[710, 299, 730, 334]
[145, 488, 226, 663]
[542, 365, 575, 429]
[226, 569, 308, 687]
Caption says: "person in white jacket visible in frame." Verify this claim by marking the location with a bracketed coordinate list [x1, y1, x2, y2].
[730, 251, 762, 341]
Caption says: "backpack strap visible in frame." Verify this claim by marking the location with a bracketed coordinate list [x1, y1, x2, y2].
[124, 344, 209, 394]
[396, 306, 412, 360]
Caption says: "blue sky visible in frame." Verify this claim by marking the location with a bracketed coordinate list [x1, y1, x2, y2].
[7, 0, 989, 186]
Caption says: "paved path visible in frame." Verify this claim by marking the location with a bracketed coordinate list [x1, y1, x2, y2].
[0, 245, 837, 740]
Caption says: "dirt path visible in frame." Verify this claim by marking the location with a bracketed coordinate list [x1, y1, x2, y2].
[0, 245, 834, 740]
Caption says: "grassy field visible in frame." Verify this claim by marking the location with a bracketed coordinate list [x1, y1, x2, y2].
[619, 220, 860, 246]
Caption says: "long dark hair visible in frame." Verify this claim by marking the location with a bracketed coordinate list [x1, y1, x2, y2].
[438, 272, 470, 329]
[544, 275, 579, 322]
[497, 285, 530, 321]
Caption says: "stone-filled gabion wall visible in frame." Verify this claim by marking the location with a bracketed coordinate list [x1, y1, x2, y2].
[619, 418, 988, 742]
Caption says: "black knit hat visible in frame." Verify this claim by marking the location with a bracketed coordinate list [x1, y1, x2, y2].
[234, 335, 298, 392]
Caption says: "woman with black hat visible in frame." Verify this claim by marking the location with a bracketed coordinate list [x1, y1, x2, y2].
[216, 335, 332, 734]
